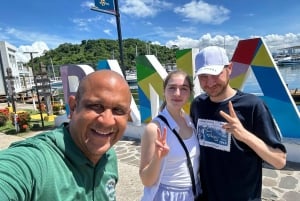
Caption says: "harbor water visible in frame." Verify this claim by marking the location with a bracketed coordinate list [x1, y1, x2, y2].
[239, 65, 300, 110]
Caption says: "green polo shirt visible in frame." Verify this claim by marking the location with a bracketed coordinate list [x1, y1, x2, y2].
[0, 125, 118, 201]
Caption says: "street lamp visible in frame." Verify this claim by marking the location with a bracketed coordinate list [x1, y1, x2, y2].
[24, 51, 45, 128]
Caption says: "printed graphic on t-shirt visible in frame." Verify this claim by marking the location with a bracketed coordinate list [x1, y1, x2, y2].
[196, 119, 231, 152]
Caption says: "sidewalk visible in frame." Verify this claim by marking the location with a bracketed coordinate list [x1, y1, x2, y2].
[0, 129, 299, 201]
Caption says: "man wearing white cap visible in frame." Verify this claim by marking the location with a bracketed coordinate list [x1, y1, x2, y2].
[190, 46, 286, 201]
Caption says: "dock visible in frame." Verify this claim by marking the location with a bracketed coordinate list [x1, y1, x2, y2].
[290, 89, 300, 102]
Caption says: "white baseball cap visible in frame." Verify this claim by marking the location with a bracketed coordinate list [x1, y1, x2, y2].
[195, 46, 230, 75]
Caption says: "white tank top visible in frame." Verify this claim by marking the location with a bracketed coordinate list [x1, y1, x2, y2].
[160, 133, 200, 187]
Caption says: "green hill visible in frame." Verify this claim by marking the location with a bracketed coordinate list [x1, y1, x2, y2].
[31, 38, 178, 76]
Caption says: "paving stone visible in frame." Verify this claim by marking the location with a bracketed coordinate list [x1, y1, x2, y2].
[263, 168, 279, 178]
[279, 176, 298, 189]
[262, 188, 279, 200]
[282, 191, 300, 201]
[263, 177, 278, 187]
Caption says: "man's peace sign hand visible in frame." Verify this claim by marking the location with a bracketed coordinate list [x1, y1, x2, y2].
[219, 101, 247, 141]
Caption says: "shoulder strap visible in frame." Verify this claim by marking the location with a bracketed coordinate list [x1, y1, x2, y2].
[157, 115, 197, 196]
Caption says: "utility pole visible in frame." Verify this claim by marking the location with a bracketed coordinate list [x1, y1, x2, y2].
[135, 44, 138, 57]
[50, 57, 56, 79]
[114, 0, 125, 75]
[5, 67, 18, 132]
[91, 0, 125, 77]
[5, 68, 16, 113]
[24, 51, 45, 128]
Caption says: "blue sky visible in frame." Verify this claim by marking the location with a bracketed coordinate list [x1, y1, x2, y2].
[1, 0, 300, 61]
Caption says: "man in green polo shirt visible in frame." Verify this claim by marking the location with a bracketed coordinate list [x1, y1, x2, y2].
[0, 70, 132, 200]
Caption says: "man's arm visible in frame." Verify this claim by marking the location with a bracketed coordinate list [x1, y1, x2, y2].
[220, 101, 286, 169]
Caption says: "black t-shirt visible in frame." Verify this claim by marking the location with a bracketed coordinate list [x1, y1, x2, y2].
[190, 90, 286, 201]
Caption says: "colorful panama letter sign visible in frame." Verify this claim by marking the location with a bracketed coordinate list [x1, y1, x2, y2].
[60, 38, 299, 140]
[60, 64, 94, 116]
[230, 38, 300, 138]
[135, 49, 200, 123]
[136, 55, 168, 123]
[97, 60, 141, 125]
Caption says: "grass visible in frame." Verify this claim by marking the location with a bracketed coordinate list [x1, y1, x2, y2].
[0, 109, 56, 135]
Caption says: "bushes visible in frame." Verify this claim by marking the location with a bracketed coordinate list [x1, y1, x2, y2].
[0, 114, 8, 127]
[52, 103, 62, 114]
[0, 108, 9, 127]
[11, 111, 31, 132]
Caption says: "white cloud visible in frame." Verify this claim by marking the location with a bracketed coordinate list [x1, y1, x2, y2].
[166, 33, 238, 50]
[120, 0, 172, 18]
[72, 16, 103, 31]
[166, 36, 200, 49]
[81, 1, 94, 9]
[165, 33, 300, 59]
[6, 27, 39, 43]
[104, 29, 112, 36]
[16, 41, 50, 62]
[151, 41, 161, 45]
[11, 31, 300, 64]
[107, 17, 116, 26]
[2, 26, 74, 49]
[174, 1, 230, 24]
[263, 33, 300, 52]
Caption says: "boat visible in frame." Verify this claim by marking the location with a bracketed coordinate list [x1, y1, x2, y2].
[274, 55, 292, 65]
[125, 71, 138, 90]
[126, 73, 137, 83]
[50, 77, 62, 89]
[275, 46, 300, 66]
[277, 56, 300, 66]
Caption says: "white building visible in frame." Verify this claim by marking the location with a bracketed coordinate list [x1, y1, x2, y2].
[0, 41, 34, 97]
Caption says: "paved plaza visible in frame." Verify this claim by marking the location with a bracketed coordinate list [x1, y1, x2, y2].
[114, 136, 300, 201]
[0, 130, 299, 201]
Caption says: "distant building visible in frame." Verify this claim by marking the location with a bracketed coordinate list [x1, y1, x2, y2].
[0, 41, 34, 96]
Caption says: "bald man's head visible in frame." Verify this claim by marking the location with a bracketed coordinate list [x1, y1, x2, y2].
[68, 70, 132, 164]
[75, 70, 131, 103]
